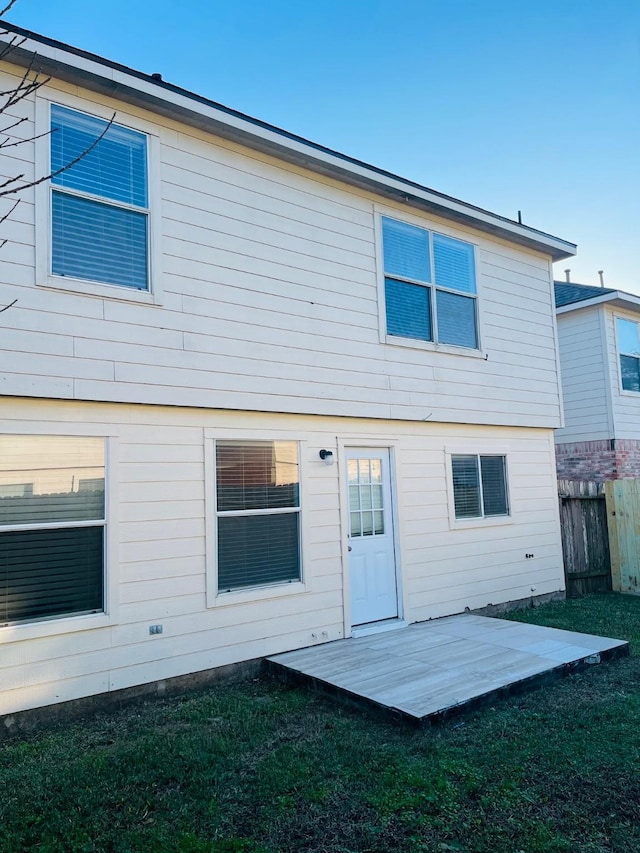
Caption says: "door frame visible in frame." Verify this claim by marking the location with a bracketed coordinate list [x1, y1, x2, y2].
[338, 438, 403, 636]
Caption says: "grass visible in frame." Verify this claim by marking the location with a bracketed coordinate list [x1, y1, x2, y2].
[2, 593, 640, 852]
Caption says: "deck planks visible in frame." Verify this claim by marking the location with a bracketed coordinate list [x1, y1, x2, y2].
[267, 614, 629, 723]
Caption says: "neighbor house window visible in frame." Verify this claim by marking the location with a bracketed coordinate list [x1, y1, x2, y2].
[382, 216, 478, 349]
[50, 104, 149, 290]
[215, 441, 301, 591]
[452, 454, 509, 519]
[617, 318, 640, 392]
[0, 436, 105, 626]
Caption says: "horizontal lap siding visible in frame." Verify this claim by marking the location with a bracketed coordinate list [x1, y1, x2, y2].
[0, 69, 561, 428]
[555, 308, 612, 443]
[0, 398, 564, 715]
[605, 307, 640, 440]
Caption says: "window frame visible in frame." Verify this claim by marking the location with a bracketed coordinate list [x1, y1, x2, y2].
[445, 447, 512, 529]
[0, 429, 119, 644]
[35, 93, 163, 305]
[615, 315, 640, 394]
[375, 209, 483, 357]
[204, 433, 307, 607]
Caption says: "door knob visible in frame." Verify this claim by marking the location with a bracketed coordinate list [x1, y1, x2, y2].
[348, 545, 352, 552]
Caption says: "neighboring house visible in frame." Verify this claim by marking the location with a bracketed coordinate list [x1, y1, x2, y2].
[555, 281, 640, 480]
[0, 24, 576, 718]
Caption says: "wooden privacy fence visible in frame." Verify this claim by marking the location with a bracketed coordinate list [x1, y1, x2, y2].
[606, 479, 640, 594]
[558, 478, 640, 597]
[558, 480, 612, 597]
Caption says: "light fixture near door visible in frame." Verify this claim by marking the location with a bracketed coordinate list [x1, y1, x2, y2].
[319, 449, 334, 465]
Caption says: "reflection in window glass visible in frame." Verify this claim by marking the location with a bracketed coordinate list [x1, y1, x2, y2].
[0, 436, 105, 625]
[215, 441, 301, 591]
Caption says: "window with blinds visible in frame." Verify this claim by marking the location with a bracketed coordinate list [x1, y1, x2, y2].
[0, 436, 105, 626]
[451, 454, 509, 519]
[215, 440, 301, 592]
[381, 216, 478, 349]
[617, 318, 640, 393]
[50, 104, 149, 291]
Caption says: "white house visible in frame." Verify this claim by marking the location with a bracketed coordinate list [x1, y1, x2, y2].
[555, 281, 640, 481]
[0, 24, 576, 718]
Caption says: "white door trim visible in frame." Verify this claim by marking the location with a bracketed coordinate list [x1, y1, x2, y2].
[338, 441, 403, 635]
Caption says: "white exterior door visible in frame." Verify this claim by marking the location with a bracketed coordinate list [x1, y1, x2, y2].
[346, 448, 398, 627]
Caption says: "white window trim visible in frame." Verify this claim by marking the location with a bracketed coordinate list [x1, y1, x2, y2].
[0, 432, 119, 644]
[614, 314, 640, 396]
[374, 207, 484, 356]
[204, 434, 308, 608]
[35, 92, 163, 305]
[444, 445, 513, 529]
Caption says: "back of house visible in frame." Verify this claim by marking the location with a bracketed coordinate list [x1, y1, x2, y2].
[0, 24, 576, 717]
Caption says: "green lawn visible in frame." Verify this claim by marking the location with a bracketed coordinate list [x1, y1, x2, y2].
[2, 593, 640, 853]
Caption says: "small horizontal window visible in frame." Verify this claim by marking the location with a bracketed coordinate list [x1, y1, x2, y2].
[452, 454, 509, 519]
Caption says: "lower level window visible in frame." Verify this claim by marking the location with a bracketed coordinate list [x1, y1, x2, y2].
[452, 454, 509, 519]
[0, 436, 105, 626]
[215, 440, 301, 592]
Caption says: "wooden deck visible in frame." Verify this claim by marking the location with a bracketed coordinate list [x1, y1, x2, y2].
[267, 614, 629, 724]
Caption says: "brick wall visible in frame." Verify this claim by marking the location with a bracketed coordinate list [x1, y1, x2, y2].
[555, 439, 640, 481]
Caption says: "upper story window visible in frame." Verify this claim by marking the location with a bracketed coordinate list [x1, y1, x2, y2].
[381, 216, 478, 349]
[50, 104, 149, 291]
[617, 318, 640, 392]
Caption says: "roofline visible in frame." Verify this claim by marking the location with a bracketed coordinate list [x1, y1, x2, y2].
[556, 291, 640, 315]
[1, 22, 577, 262]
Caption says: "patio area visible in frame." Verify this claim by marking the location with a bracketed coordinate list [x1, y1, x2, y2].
[267, 614, 629, 723]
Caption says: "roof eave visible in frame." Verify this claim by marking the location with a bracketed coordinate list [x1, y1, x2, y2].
[556, 292, 640, 315]
[2, 26, 576, 262]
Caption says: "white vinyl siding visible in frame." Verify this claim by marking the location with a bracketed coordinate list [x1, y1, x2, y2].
[554, 307, 612, 444]
[0, 397, 564, 717]
[2, 67, 562, 429]
[605, 308, 640, 440]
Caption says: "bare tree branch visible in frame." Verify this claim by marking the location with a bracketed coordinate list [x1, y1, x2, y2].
[0, 112, 116, 197]
[0, 197, 18, 224]
[0, 2, 115, 317]
[0, 1, 19, 18]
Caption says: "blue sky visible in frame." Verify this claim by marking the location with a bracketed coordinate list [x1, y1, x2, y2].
[9, 0, 640, 292]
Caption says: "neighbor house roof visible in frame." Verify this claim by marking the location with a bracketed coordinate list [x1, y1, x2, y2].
[555, 281, 640, 314]
[554, 281, 616, 307]
[0, 21, 576, 263]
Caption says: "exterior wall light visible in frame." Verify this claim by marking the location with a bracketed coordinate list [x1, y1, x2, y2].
[319, 449, 334, 465]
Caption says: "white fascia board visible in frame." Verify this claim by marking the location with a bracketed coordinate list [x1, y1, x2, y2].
[556, 292, 640, 316]
[4, 27, 576, 262]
